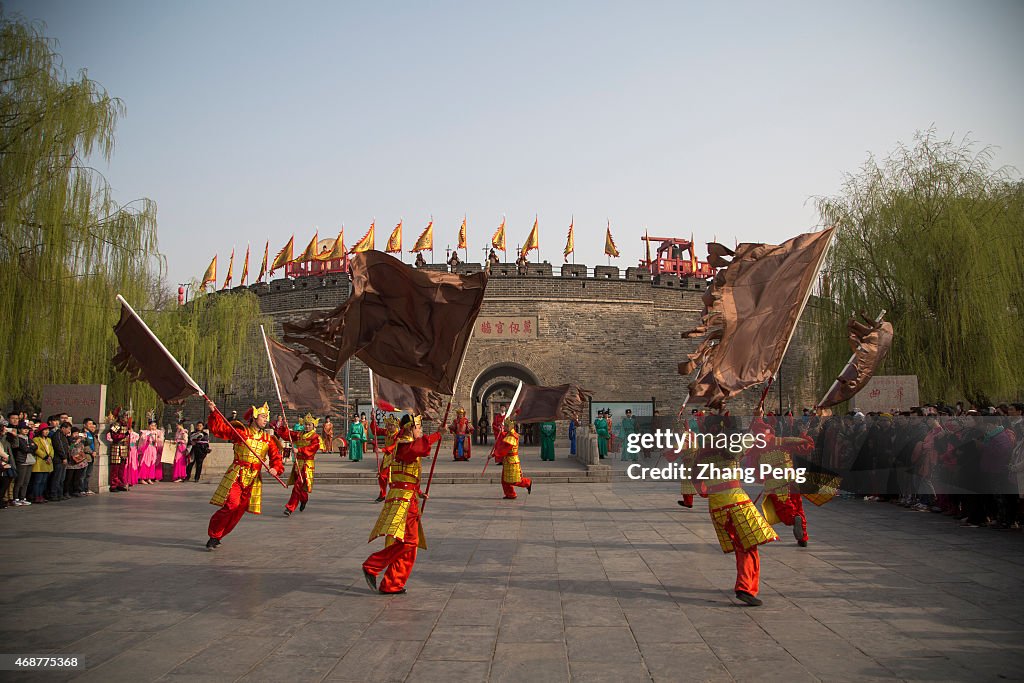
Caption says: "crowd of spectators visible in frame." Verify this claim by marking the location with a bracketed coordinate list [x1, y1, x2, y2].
[687, 402, 1024, 531]
[1, 412, 99, 507]
[0, 411, 213, 507]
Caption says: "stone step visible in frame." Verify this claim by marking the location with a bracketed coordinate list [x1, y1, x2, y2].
[314, 469, 611, 485]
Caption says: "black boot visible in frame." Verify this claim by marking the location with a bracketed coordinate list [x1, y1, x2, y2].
[375, 494, 385, 503]
[363, 568, 377, 591]
[205, 537, 221, 551]
[735, 591, 762, 606]
[299, 500, 307, 512]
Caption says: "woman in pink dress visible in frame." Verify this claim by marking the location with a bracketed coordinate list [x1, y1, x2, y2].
[139, 420, 162, 484]
[172, 423, 188, 482]
[126, 427, 140, 487]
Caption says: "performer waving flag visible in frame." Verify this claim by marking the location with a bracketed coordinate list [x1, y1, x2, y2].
[111, 295, 286, 552]
[283, 250, 487, 593]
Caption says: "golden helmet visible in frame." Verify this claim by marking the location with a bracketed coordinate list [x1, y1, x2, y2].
[302, 412, 320, 430]
[383, 414, 400, 434]
[456, 407, 466, 415]
[248, 402, 270, 421]
[397, 414, 423, 443]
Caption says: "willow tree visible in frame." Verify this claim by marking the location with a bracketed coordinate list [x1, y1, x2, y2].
[814, 130, 1024, 405]
[0, 13, 267, 415]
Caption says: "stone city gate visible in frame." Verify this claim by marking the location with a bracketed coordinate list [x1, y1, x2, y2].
[469, 362, 540, 434]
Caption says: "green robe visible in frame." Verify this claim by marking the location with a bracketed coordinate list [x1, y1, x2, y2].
[348, 422, 366, 461]
[619, 416, 637, 461]
[594, 418, 609, 459]
[540, 421, 556, 460]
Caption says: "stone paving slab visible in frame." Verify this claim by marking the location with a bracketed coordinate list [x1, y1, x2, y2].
[1, 480, 1023, 682]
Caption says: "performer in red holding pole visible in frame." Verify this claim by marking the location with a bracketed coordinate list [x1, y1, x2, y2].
[493, 417, 532, 499]
[745, 415, 829, 547]
[369, 414, 401, 503]
[205, 399, 284, 550]
[362, 414, 441, 594]
[694, 414, 777, 606]
[276, 412, 324, 516]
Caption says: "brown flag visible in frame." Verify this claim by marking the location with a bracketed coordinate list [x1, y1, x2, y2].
[680, 228, 834, 408]
[373, 373, 445, 420]
[266, 337, 345, 413]
[817, 313, 894, 408]
[112, 299, 199, 405]
[284, 250, 488, 394]
[513, 384, 592, 423]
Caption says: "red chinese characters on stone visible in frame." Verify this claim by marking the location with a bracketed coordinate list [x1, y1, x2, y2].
[523, 320, 532, 334]
[510, 323, 520, 334]
[480, 321, 492, 334]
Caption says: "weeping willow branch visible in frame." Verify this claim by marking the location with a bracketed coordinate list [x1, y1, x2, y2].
[0, 12, 269, 417]
[813, 129, 1024, 405]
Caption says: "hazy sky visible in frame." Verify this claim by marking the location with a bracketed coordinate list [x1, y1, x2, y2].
[8, 0, 1024, 286]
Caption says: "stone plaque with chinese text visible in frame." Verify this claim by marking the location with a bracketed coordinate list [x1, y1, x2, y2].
[476, 316, 538, 340]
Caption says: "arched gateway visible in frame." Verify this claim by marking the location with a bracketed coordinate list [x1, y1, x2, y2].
[469, 362, 539, 429]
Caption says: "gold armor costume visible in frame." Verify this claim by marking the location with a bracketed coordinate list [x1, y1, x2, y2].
[700, 449, 777, 553]
[209, 422, 275, 514]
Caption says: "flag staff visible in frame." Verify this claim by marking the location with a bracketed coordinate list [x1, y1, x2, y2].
[368, 368, 381, 471]
[260, 324, 306, 487]
[420, 325, 478, 511]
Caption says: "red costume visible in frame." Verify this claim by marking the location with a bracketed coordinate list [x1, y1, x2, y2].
[104, 415, 131, 492]
[745, 418, 836, 547]
[363, 417, 441, 593]
[206, 404, 283, 547]
[493, 419, 532, 499]
[449, 408, 474, 460]
[275, 413, 324, 515]
[492, 412, 506, 442]
[369, 416, 400, 501]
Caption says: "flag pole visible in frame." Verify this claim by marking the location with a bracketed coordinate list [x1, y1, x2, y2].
[115, 294, 287, 487]
[420, 325, 478, 511]
[260, 324, 305, 488]
[368, 368, 380, 471]
[775, 229, 835, 377]
[481, 380, 524, 475]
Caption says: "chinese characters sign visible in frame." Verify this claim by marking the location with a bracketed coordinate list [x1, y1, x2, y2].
[476, 316, 538, 340]
[850, 375, 920, 412]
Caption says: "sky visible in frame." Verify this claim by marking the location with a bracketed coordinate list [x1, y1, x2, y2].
[7, 0, 1024, 287]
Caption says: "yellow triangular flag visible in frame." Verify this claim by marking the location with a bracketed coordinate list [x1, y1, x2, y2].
[201, 255, 217, 288]
[256, 240, 269, 282]
[351, 222, 375, 253]
[318, 227, 346, 261]
[604, 222, 620, 258]
[412, 219, 433, 252]
[296, 231, 319, 263]
[564, 217, 575, 262]
[239, 244, 250, 285]
[386, 221, 403, 253]
[522, 216, 539, 255]
[270, 236, 294, 274]
[222, 248, 234, 288]
[491, 217, 506, 251]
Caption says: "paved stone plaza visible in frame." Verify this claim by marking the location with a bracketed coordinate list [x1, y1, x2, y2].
[3, 473, 1024, 682]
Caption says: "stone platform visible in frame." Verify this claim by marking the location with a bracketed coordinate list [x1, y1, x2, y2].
[2, 481, 1023, 682]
